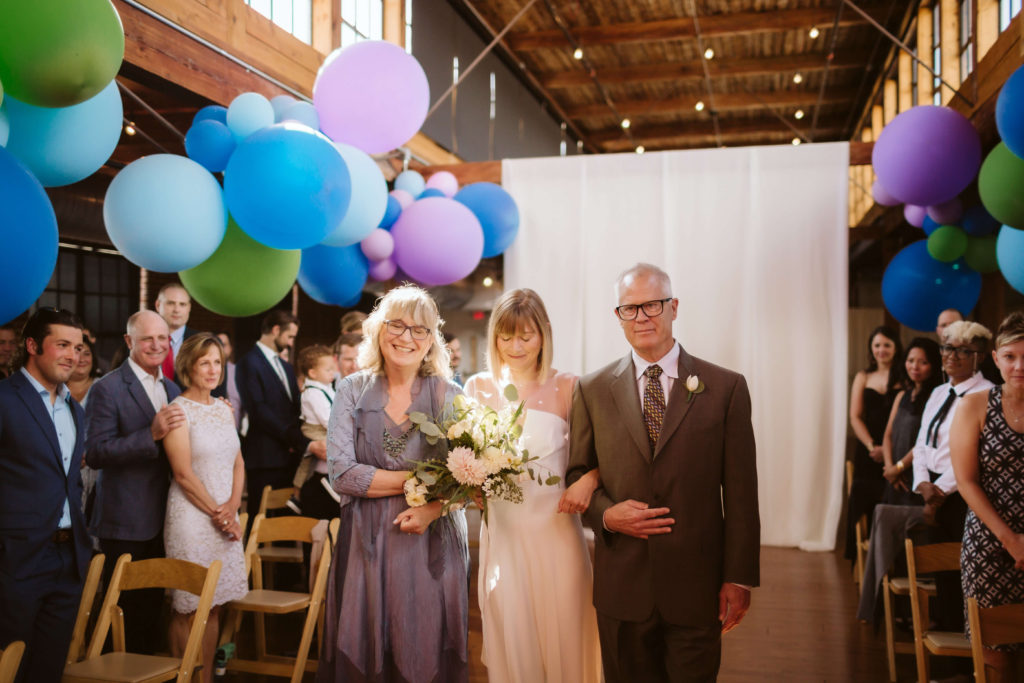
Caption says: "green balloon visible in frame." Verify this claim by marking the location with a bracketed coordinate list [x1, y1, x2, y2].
[964, 233, 1000, 273]
[927, 225, 968, 262]
[0, 0, 124, 107]
[979, 142, 1024, 229]
[180, 218, 300, 317]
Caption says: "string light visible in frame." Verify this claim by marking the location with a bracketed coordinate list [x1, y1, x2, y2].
[573, 47, 583, 60]
[124, 122, 136, 136]
[809, 27, 820, 38]
[704, 47, 715, 60]
[621, 118, 631, 129]
[636, 145, 645, 154]
[793, 73, 803, 84]
[794, 109, 805, 120]
[577, 140, 584, 150]
[695, 100, 705, 111]
[482, 276, 494, 287]
[792, 137, 802, 145]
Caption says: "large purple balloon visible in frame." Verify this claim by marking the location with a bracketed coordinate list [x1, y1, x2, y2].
[872, 179, 901, 207]
[391, 198, 484, 286]
[872, 106, 981, 207]
[313, 41, 429, 155]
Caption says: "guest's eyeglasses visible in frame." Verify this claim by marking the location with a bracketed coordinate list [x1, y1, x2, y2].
[615, 298, 673, 321]
[939, 344, 979, 359]
[384, 320, 432, 341]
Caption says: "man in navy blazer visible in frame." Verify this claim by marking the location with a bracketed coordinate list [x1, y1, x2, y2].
[86, 310, 183, 654]
[237, 310, 324, 519]
[0, 308, 91, 683]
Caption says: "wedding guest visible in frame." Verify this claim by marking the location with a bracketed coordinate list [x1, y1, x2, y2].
[333, 332, 362, 383]
[911, 320, 994, 631]
[952, 311, 1024, 682]
[846, 326, 902, 560]
[164, 333, 247, 683]
[880, 338, 942, 505]
[68, 336, 102, 519]
[465, 288, 600, 682]
[317, 285, 468, 683]
[0, 323, 18, 379]
[155, 283, 196, 383]
[444, 332, 464, 386]
[339, 310, 367, 335]
[937, 308, 964, 339]
[215, 332, 242, 431]
[290, 345, 340, 519]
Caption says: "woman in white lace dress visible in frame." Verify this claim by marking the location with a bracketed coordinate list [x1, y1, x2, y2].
[164, 333, 248, 683]
[464, 289, 601, 683]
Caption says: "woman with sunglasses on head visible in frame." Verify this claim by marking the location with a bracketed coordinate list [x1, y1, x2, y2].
[951, 312, 1024, 682]
[317, 285, 468, 683]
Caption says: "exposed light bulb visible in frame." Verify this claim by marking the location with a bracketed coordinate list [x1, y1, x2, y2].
[621, 118, 631, 129]
[704, 47, 715, 60]
[793, 73, 803, 84]
[809, 27, 820, 39]
[482, 276, 494, 287]
[695, 100, 705, 111]
[636, 145, 645, 154]
[794, 109, 805, 120]
[124, 122, 136, 136]
[573, 47, 583, 60]
[577, 140, 584, 150]
[792, 137, 802, 145]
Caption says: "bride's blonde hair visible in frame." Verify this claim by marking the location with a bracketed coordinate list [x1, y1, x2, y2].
[486, 288, 552, 381]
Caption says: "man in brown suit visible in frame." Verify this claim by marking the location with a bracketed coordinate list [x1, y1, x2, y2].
[567, 263, 760, 682]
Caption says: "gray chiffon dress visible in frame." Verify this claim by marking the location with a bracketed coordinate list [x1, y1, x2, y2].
[317, 371, 469, 683]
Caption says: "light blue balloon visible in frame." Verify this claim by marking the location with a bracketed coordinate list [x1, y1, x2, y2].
[185, 119, 236, 173]
[321, 142, 387, 246]
[0, 146, 58, 324]
[0, 107, 8, 147]
[270, 94, 296, 122]
[394, 170, 425, 197]
[224, 123, 351, 250]
[226, 92, 274, 140]
[280, 101, 319, 130]
[3, 80, 122, 186]
[104, 154, 227, 272]
[298, 243, 368, 306]
[997, 226, 1024, 295]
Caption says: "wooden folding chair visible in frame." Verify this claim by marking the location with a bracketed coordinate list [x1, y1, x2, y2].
[905, 539, 971, 683]
[62, 554, 221, 683]
[66, 554, 105, 665]
[220, 513, 337, 683]
[847, 460, 869, 585]
[882, 571, 936, 681]
[0, 641, 24, 683]
[967, 598, 1024, 683]
[257, 486, 304, 585]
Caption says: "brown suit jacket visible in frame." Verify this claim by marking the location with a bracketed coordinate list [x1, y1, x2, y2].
[567, 344, 760, 627]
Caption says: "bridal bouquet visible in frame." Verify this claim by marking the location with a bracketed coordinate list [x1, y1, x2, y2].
[405, 384, 559, 517]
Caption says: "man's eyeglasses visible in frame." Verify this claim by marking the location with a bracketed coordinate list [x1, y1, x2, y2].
[615, 298, 673, 321]
[384, 320, 431, 341]
[939, 344, 979, 359]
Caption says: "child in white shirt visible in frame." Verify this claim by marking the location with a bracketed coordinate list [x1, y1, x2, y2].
[289, 345, 340, 518]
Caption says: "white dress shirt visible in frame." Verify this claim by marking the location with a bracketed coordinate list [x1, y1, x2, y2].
[912, 372, 993, 494]
[257, 341, 292, 399]
[20, 368, 76, 528]
[632, 342, 680, 405]
[301, 379, 335, 474]
[127, 357, 168, 412]
[169, 326, 186, 360]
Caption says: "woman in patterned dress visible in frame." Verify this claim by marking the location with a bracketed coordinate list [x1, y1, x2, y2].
[951, 311, 1024, 682]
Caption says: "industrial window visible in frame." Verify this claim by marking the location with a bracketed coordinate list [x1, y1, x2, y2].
[245, 0, 313, 44]
[341, 0, 383, 47]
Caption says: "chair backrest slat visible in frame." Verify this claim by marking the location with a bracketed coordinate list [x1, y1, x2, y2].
[976, 601, 1024, 647]
[256, 515, 319, 544]
[912, 542, 961, 574]
[260, 486, 294, 515]
[120, 556, 209, 595]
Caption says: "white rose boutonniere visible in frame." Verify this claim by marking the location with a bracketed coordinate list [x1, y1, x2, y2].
[685, 374, 705, 403]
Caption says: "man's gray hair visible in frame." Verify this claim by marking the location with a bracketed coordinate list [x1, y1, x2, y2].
[614, 263, 673, 300]
[125, 310, 166, 338]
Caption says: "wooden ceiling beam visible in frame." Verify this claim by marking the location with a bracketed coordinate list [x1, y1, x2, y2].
[565, 90, 853, 119]
[539, 52, 867, 89]
[596, 117, 848, 151]
[507, 7, 879, 50]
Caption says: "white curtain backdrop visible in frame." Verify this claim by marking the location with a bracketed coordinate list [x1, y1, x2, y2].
[502, 143, 849, 550]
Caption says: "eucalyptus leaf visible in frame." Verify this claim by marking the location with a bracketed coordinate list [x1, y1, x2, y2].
[408, 412, 430, 425]
[528, 468, 535, 480]
[420, 422, 442, 437]
[503, 384, 519, 402]
[544, 475, 561, 486]
[419, 470, 437, 485]
[425, 435, 439, 445]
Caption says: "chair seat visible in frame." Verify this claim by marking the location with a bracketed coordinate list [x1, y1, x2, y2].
[62, 652, 187, 682]
[924, 630, 971, 654]
[228, 589, 310, 614]
[257, 546, 303, 563]
[889, 577, 936, 595]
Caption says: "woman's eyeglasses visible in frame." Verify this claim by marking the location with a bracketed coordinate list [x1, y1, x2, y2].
[939, 345, 979, 359]
[384, 320, 431, 341]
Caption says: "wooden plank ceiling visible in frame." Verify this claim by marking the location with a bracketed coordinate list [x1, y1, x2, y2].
[451, 0, 918, 152]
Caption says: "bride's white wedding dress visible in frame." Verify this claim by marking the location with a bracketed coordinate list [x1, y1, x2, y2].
[465, 371, 601, 683]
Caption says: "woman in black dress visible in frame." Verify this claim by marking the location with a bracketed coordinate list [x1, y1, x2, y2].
[846, 326, 902, 560]
[880, 338, 942, 505]
[952, 311, 1024, 682]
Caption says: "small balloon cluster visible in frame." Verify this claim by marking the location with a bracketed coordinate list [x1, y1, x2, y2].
[99, 39, 521, 317]
[875, 66, 1024, 331]
[0, 0, 125, 324]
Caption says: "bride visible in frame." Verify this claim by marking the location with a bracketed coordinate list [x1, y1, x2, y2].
[464, 288, 601, 683]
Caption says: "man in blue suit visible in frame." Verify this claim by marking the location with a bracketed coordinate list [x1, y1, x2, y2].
[0, 308, 91, 683]
[237, 310, 325, 519]
[86, 310, 183, 654]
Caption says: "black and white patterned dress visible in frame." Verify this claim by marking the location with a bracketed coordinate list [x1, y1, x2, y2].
[961, 386, 1024, 651]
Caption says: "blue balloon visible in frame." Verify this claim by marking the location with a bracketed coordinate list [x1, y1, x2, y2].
[224, 123, 351, 250]
[321, 142, 387, 247]
[104, 154, 227, 272]
[3, 80, 122, 186]
[882, 240, 982, 331]
[996, 226, 1024, 295]
[270, 95, 296, 122]
[0, 147, 58, 324]
[193, 105, 227, 125]
[996, 65, 1024, 159]
[962, 204, 1002, 237]
[394, 170, 425, 197]
[185, 119, 236, 173]
[298, 243, 369, 306]
[454, 182, 520, 257]
[0, 107, 8, 147]
[379, 195, 401, 228]
[418, 188, 445, 199]
[226, 92, 274, 140]
[922, 215, 940, 235]
[280, 101, 319, 130]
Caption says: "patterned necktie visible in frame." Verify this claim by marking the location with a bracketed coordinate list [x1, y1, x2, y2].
[643, 364, 666, 449]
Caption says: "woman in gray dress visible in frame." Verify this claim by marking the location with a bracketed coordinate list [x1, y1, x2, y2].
[318, 285, 468, 683]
